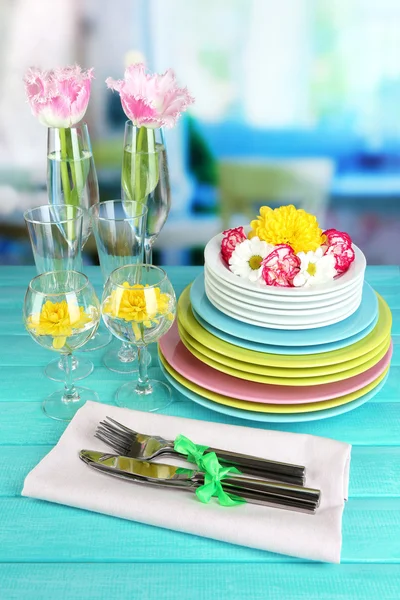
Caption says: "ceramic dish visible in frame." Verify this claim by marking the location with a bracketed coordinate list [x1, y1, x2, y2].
[189, 276, 378, 345]
[159, 324, 392, 404]
[177, 322, 391, 377]
[192, 308, 379, 355]
[159, 346, 391, 412]
[178, 326, 391, 386]
[159, 352, 389, 422]
[177, 292, 391, 367]
[205, 232, 366, 297]
[205, 264, 364, 310]
[205, 280, 362, 328]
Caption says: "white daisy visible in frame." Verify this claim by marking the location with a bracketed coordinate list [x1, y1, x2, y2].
[293, 247, 336, 287]
[229, 237, 274, 282]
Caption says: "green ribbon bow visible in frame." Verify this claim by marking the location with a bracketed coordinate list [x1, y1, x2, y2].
[195, 452, 245, 507]
[174, 435, 245, 507]
[174, 434, 208, 466]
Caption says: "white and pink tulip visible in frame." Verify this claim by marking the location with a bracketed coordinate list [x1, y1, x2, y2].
[106, 63, 194, 129]
[24, 65, 93, 128]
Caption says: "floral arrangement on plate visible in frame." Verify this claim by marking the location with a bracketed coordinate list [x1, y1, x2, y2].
[221, 205, 355, 288]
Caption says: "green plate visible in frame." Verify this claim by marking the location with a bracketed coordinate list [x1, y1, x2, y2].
[178, 323, 391, 378]
[177, 330, 391, 386]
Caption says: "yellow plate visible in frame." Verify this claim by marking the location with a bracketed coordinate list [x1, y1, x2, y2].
[178, 322, 391, 378]
[178, 287, 392, 368]
[177, 329, 391, 386]
[159, 350, 390, 413]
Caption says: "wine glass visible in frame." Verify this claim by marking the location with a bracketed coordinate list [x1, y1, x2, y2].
[23, 204, 93, 382]
[23, 271, 101, 421]
[47, 122, 111, 351]
[122, 122, 171, 265]
[90, 200, 148, 373]
[101, 264, 176, 412]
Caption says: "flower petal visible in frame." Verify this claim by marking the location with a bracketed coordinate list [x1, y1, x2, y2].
[53, 336, 66, 349]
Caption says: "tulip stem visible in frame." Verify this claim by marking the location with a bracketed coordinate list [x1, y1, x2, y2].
[134, 126, 147, 202]
[59, 128, 72, 205]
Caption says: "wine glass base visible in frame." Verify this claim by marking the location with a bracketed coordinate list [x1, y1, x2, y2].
[79, 329, 112, 352]
[44, 356, 94, 382]
[103, 345, 152, 374]
[42, 387, 100, 422]
[115, 379, 172, 412]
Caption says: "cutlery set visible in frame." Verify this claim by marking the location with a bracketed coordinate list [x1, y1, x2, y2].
[80, 417, 321, 513]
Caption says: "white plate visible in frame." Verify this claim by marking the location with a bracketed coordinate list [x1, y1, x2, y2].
[205, 274, 363, 318]
[204, 266, 364, 312]
[205, 284, 362, 330]
[204, 264, 364, 309]
[205, 232, 366, 297]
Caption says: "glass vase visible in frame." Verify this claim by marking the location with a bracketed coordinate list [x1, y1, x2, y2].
[122, 122, 171, 265]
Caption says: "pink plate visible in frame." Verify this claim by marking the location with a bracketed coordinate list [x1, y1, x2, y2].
[159, 323, 392, 404]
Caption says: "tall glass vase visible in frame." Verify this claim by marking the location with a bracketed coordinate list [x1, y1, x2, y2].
[47, 122, 112, 352]
[122, 122, 171, 265]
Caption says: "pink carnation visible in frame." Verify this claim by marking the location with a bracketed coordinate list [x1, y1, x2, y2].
[221, 227, 247, 264]
[261, 244, 301, 287]
[323, 229, 355, 274]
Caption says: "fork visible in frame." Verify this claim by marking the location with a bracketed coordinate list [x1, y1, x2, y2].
[95, 417, 306, 485]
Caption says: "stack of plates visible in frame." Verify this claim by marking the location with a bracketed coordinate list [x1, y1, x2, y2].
[159, 257, 392, 422]
[204, 233, 366, 329]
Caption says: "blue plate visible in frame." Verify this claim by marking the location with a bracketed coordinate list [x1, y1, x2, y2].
[190, 274, 378, 348]
[160, 360, 388, 423]
[193, 311, 379, 355]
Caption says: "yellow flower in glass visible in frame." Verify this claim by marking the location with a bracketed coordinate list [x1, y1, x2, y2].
[103, 282, 174, 342]
[249, 205, 325, 254]
[27, 300, 91, 349]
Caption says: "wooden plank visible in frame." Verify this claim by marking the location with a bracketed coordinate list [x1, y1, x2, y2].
[0, 497, 399, 563]
[1, 445, 399, 499]
[0, 564, 399, 600]
[0, 399, 399, 446]
[349, 447, 400, 497]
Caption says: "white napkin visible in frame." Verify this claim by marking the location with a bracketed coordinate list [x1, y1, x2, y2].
[22, 401, 351, 563]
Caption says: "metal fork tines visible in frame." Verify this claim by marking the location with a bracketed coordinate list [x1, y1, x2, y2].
[95, 417, 306, 486]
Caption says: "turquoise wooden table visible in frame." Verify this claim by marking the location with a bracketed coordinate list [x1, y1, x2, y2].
[1, 266, 400, 599]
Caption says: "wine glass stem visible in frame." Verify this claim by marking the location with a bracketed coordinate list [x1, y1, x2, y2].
[145, 242, 153, 265]
[118, 341, 136, 363]
[62, 353, 79, 402]
[136, 346, 152, 394]
[58, 355, 78, 371]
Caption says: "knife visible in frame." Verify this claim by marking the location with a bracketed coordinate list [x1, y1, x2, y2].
[79, 450, 320, 513]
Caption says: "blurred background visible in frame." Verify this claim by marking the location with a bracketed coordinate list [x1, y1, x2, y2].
[1, 0, 400, 266]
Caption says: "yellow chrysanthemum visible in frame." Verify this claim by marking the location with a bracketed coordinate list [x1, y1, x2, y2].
[249, 205, 325, 254]
[27, 300, 91, 349]
[103, 282, 174, 340]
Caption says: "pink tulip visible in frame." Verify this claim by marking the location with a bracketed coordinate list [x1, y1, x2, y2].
[106, 63, 194, 128]
[24, 65, 93, 128]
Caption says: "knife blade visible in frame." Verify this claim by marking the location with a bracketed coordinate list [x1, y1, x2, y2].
[80, 450, 320, 513]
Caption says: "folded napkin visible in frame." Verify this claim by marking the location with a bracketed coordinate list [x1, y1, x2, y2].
[22, 401, 351, 563]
